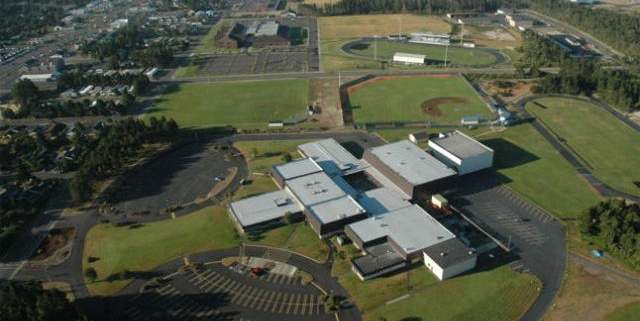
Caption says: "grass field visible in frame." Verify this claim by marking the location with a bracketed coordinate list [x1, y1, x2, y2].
[319, 14, 450, 71]
[332, 242, 540, 321]
[526, 97, 640, 197]
[366, 265, 540, 321]
[480, 124, 601, 220]
[146, 80, 309, 129]
[603, 302, 640, 321]
[349, 75, 492, 124]
[84, 206, 240, 296]
[349, 40, 499, 66]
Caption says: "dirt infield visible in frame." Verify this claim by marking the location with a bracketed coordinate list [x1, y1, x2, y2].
[421, 97, 468, 117]
[346, 74, 452, 96]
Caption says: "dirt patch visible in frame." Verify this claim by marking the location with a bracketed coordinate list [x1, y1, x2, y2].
[309, 78, 342, 127]
[207, 167, 238, 199]
[421, 97, 468, 117]
[543, 260, 640, 321]
[31, 227, 76, 261]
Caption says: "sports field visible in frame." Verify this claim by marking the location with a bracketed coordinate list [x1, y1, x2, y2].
[526, 97, 640, 196]
[349, 75, 493, 124]
[604, 302, 640, 321]
[348, 39, 499, 66]
[145, 80, 309, 129]
[319, 14, 450, 71]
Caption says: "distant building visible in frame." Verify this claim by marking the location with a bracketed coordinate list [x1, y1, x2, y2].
[408, 131, 430, 144]
[570, 0, 596, 4]
[409, 32, 450, 46]
[110, 18, 129, 30]
[393, 52, 426, 65]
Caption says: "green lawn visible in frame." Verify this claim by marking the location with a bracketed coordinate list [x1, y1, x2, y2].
[366, 265, 540, 321]
[331, 242, 539, 321]
[480, 124, 601, 220]
[350, 75, 492, 125]
[84, 206, 240, 296]
[603, 302, 640, 321]
[349, 40, 499, 66]
[146, 80, 309, 129]
[526, 97, 640, 197]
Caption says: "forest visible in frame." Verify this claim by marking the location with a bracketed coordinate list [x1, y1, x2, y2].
[531, 0, 640, 59]
[0, 280, 86, 321]
[580, 199, 640, 271]
[307, 0, 520, 15]
[70, 117, 178, 202]
[516, 30, 570, 67]
[533, 59, 640, 112]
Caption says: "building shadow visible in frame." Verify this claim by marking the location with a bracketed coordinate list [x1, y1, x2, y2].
[481, 138, 540, 170]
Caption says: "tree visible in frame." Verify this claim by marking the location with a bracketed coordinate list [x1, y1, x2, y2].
[281, 153, 293, 163]
[0, 280, 85, 321]
[16, 161, 33, 183]
[282, 211, 294, 225]
[11, 79, 40, 107]
[85, 267, 98, 282]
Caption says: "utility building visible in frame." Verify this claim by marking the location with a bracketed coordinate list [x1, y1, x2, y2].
[428, 130, 494, 175]
[392, 52, 426, 65]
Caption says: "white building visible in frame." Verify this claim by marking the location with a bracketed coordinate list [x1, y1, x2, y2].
[571, 0, 596, 4]
[409, 32, 450, 46]
[428, 130, 494, 175]
[393, 52, 426, 65]
[423, 238, 477, 280]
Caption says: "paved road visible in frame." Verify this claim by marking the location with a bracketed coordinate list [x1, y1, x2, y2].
[516, 94, 640, 203]
[451, 172, 566, 321]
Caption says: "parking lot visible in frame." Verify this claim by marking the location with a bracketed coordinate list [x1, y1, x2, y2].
[450, 172, 566, 321]
[119, 261, 332, 321]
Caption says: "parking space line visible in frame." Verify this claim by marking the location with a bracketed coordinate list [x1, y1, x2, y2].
[270, 292, 284, 313]
[238, 287, 258, 306]
[279, 293, 290, 314]
[230, 284, 248, 304]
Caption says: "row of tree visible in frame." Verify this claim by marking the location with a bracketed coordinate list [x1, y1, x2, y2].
[516, 30, 570, 67]
[80, 24, 176, 68]
[580, 199, 640, 270]
[307, 0, 518, 15]
[531, 0, 640, 60]
[533, 59, 640, 112]
[70, 117, 178, 202]
[0, 280, 86, 321]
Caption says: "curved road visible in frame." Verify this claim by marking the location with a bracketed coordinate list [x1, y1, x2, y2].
[516, 94, 640, 202]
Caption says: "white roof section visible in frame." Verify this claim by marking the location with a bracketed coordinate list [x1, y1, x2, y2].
[256, 21, 279, 36]
[285, 171, 347, 207]
[362, 161, 412, 199]
[348, 205, 455, 255]
[357, 187, 412, 216]
[230, 190, 302, 227]
[429, 130, 494, 160]
[298, 139, 364, 176]
[308, 195, 366, 224]
[273, 158, 323, 181]
[369, 140, 456, 185]
[393, 52, 426, 60]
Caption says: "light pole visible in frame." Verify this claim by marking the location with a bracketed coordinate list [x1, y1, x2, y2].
[444, 43, 449, 68]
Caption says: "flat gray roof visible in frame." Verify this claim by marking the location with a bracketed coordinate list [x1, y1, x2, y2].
[429, 130, 494, 160]
[298, 139, 364, 176]
[357, 187, 411, 216]
[308, 195, 365, 224]
[273, 158, 323, 181]
[230, 190, 302, 227]
[285, 171, 346, 207]
[255, 21, 279, 36]
[347, 205, 455, 256]
[369, 140, 456, 186]
[423, 237, 476, 268]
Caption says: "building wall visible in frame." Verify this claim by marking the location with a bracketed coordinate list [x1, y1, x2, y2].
[423, 252, 477, 280]
[271, 167, 286, 188]
[428, 142, 493, 176]
[352, 261, 407, 281]
[306, 211, 369, 239]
